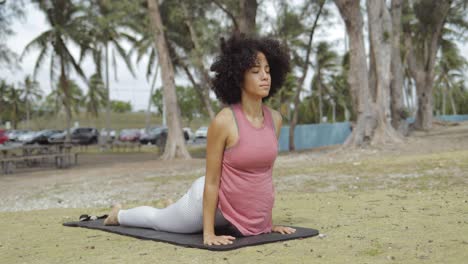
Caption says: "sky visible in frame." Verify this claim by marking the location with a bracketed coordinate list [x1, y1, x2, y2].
[0, 1, 467, 111]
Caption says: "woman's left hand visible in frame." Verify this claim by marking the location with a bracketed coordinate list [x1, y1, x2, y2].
[272, 225, 296, 235]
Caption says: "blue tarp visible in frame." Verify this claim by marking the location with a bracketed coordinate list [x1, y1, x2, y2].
[436, 115, 468, 122]
[279, 115, 468, 152]
[407, 114, 468, 123]
[278, 122, 351, 152]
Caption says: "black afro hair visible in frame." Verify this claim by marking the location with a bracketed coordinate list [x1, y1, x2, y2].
[210, 34, 290, 105]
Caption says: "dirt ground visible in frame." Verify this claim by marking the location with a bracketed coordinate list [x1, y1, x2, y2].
[1, 122, 467, 263]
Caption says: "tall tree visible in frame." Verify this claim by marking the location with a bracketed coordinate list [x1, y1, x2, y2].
[366, 0, 402, 143]
[333, 0, 404, 146]
[311, 41, 338, 123]
[0, 0, 23, 69]
[333, 0, 375, 146]
[212, 0, 257, 36]
[180, 0, 215, 119]
[83, 73, 106, 118]
[434, 39, 468, 115]
[390, 0, 407, 134]
[147, 0, 191, 159]
[403, 0, 452, 130]
[238, 0, 257, 35]
[46, 78, 84, 116]
[288, 0, 326, 150]
[0, 80, 7, 125]
[21, 75, 42, 129]
[22, 0, 88, 142]
[5, 83, 23, 129]
[83, 0, 136, 142]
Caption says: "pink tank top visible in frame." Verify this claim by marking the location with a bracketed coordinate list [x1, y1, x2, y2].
[217, 103, 278, 236]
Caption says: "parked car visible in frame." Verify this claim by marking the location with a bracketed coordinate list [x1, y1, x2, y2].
[24, 130, 62, 145]
[48, 130, 68, 144]
[139, 126, 167, 146]
[140, 126, 190, 146]
[119, 129, 141, 142]
[6, 130, 29, 142]
[0, 129, 8, 144]
[71, 127, 99, 145]
[100, 128, 116, 141]
[18, 131, 38, 144]
[195, 126, 208, 139]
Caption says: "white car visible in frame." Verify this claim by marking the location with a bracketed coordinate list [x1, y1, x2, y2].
[18, 131, 37, 143]
[100, 129, 116, 140]
[195, 126, 208, 139]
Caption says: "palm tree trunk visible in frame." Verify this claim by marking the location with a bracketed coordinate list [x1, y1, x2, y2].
[147, 0, 191, 159]
[238, 0, 258, 36]
[332, 100, 336, 123]
[318, 80, 323, 123]
[105, 43, 111, 143]
[181, 64, 215, 120]
[442, 86, 447, 115]
[145, 64, 159, 132]
[181, 2, 215, 119]
[404, 1, 451, 130]
[366, 0, 402, 144]
[390, 0, 406, 133]
[448, 84, 457, 115]
[335, 0, 376, 146]
[60, 71, 71, 143]
[26, 99, 30, 129]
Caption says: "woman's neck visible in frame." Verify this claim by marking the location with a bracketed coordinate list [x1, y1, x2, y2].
[240, 95, 263, 118]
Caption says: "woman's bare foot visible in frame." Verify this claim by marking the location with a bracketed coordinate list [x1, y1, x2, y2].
[104, 203, 122, 226]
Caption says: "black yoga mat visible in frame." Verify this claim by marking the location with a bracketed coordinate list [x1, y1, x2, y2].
[63, 219, 319, 251]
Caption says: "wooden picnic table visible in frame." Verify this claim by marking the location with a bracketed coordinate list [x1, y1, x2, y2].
[0, 144, 78, 174]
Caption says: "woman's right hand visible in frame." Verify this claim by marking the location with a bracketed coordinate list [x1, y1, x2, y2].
[203, 234, 236, 246]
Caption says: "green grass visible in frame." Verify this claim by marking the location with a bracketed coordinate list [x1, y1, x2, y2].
[1, 188, 467, 264]
[2, 125, 468, 263]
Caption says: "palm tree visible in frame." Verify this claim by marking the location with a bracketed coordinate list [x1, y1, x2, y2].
[83, 73, 106, 118]
[0, 80, 8, 125]
[126, 12, 162, 130]
[21, 75, 42, 129]
[147, 0, 191, 159]
[128, 0, 218, 126]
[0, 0, 23, 69]
[274, 0, 326, 150]
[82, 0, 136, 142]
[46, 78, 83, 117]
[311, 41, 338, 123]
[5, 83, 23, 129]
[21, 0, 89, 142]
[434, 39, 468, 115]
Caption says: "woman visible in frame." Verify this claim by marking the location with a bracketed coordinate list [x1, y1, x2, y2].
[104, 34, 296, 246]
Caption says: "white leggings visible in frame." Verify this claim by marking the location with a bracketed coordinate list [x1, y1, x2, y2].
[117, 176, 230, 233]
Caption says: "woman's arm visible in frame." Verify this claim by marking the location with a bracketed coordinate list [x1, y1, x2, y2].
[203, 109, 236, 245]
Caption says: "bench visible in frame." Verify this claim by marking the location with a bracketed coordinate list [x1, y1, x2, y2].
[0, 152, 79, 174]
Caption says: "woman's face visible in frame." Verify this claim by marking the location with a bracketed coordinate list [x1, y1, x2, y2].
[242, 52, 271, 100]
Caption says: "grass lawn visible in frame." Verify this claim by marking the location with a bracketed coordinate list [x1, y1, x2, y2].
[1, 122, 468, 263]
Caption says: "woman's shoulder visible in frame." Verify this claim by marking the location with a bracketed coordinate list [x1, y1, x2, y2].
[210, 107, 236, 130]
[264, 105, 282, 123]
